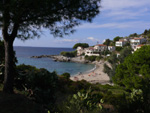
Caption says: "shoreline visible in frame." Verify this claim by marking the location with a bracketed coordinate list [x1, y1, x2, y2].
[71, 64, 97, 76]
[70, 61, 110, 85]
[31, 55, 110, 85]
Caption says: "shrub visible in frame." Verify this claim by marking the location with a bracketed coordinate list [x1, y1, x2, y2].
[116, 47, 123, 51]
[96, 56, 102, 61]
[15, 64, 58, 107]
[101, 50, 111, 56]
[61, 51, 77, 57]
[58, 88, 103, 113]
[61, 73, 71, 79]
[85, 56, 97, 62]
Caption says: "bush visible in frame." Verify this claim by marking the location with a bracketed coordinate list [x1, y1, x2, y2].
[96, 56, 102, 61]
[15, 64, 58, 107]
[61, 73, 71, 79]
[116, 47, 123, 51]
[61, 51, 77, 57]
[58, 88, 103, 113]
[85, 56, 98, 62]
[101, 50, 111, 56]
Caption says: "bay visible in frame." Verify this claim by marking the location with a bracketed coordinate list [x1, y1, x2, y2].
[14, 46, 95, 76]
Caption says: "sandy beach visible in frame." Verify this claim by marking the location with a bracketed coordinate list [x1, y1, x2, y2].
[31, 55, 110, 84]
[70, 60, 110, 85]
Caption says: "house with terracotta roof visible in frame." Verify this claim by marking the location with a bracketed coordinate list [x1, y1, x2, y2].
[94, 44, 107, 51]
[85, 47, 100, 56]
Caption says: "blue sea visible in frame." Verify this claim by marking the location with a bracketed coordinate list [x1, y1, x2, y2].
[14, 46, 95, 76]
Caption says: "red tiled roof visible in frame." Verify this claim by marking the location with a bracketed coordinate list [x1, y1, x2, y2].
[134, 38, 143, 40]
[96, 44, 107, 46]
[137, 44, 144, 47]
[88, 47, 94, 50]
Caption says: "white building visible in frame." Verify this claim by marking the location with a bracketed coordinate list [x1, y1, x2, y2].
[115, 41, 127, 47]
[77, 46, 84, 56]
[108, 46, 116, 52]
[94, 44, 107, 51]
[130, 38, 146, 49]
[85, 47, 100, 56]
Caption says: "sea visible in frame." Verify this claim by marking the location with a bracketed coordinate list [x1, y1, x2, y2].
[14, 46, 95, 76]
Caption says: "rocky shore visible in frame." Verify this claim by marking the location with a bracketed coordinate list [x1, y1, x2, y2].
[31, 55, 89, 63]
[31, 55, 110, 84]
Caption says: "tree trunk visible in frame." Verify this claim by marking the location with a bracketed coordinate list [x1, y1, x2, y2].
[3, 39, 15, 93]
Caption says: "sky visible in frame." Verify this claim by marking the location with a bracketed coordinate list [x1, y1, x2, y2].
[14, 0, 150, 48]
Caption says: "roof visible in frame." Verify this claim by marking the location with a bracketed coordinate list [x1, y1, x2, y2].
[96, 44, 107, 46]
[136, 44, 144, 47]
[88, 47, 94, 50]
[134, 38, 143, 40]
[116, 41, 124, 42]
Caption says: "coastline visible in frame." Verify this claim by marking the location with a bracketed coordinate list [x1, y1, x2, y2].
[31, 55, 110, 85]
[70, 60, 110, 85]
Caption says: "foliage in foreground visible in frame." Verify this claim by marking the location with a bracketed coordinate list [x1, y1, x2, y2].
[58, 88, 103, 113]
[15, 64, 58, 109]
[2, 61, 150, 113]
[0, 92, 46, 113]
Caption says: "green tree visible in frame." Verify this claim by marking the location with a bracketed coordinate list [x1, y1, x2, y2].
[143, 29, 148, 35]
[0, 0, 101, 93]
[113, 45, 150, 89]
[103, 39, 111, 46]
[129, 33, 138, 37]
[118, 46, 132, 63]
[73, 43, 89, 49]
[113, 36, 123, 42]
[116, 47, 123, 52]
[103, 47, 132, 81]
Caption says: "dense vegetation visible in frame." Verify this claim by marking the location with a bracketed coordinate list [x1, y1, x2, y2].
[103, 39, 114, 46]
[73, 43, 89, 49]
[111, 45, 150, 113]
[61, 51, 77, 57]
[113, 45, 150, 89]
[2, 29, 150, 113]
[85, 55, 102, 62]
[103, 47, 133, 81]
